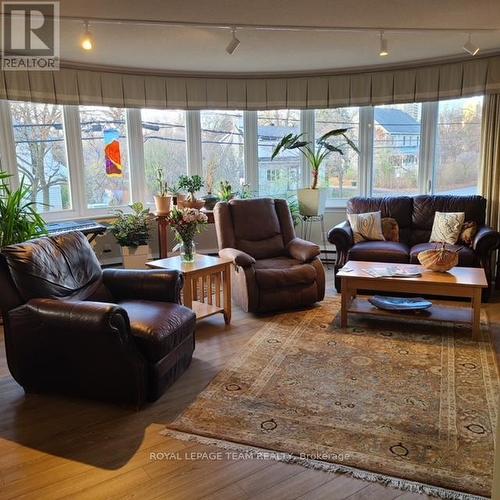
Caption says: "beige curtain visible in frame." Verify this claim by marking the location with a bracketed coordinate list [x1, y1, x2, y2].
[480, 93, 500, 232]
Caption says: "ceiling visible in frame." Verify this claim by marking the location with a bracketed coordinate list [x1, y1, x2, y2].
[59, 0, 500, 75]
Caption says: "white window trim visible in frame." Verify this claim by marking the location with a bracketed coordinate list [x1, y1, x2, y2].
[186, 110, 202, 177]
[243, 111, 258, 193]
[127, 108, 147, 205]
[0, 101, 20, 189]
[419, 101, 438, 195]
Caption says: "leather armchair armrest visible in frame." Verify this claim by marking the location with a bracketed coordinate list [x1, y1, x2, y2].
[473, 225, 500, 256]
[286, 237, 320, 262]
[327, 220, 354, 269]
[219, 248, 256, 268]
[103, 269, 183, 304]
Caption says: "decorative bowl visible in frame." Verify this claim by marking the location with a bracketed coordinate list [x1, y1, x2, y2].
[178, 199, 205, 210]
[417, 243, 459, 272]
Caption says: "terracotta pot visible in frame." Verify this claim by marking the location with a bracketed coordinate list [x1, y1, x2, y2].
[417, 244, 459, 272]
[153, 195, 171, 215]
[179, 199, 205, 210]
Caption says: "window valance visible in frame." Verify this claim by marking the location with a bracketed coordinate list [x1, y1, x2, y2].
[1, 54, 499, 110]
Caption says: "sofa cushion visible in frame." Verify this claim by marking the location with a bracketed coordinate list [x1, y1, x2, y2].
[410, 243, 477, 267]
[348, 241, 410, 263]
[119, 300, 196, 363]
[254, 258, 316, 289]
[347, 197, 413, 244]
[347, 211, 385, 243]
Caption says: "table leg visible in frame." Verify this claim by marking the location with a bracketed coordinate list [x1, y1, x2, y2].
[183, 276, 193, 310]
[340, 279, 350, 328]
[222, 264, 232, 325]
[471, 288, 482, 340]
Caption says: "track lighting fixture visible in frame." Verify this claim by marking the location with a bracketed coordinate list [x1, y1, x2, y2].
[463, 34, 479, 56]
[226, 27, 240, 55]
[379, 31, 389, 57]
[81, 21, 94, 51]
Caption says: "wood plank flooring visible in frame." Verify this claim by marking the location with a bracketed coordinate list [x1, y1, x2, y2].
[1, 273, 498, 500]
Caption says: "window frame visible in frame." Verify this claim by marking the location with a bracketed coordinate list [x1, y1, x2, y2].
[0, 97, 484, 222]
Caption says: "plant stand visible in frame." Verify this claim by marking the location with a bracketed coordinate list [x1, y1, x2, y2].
[300, 214, 329, 268]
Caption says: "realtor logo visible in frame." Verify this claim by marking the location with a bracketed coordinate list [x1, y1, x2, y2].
[1, 1, 60, 70]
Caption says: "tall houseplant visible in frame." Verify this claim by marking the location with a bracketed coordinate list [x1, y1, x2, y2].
[0, 171, 47, 248]
[110, 202, 151, 268]
[153, 167, 171, 215]
[272, 128, 359, 215]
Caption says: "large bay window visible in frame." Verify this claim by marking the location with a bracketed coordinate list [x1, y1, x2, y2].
[0, 95, 484, 220]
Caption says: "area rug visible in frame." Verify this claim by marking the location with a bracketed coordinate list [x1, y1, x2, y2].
[165, 297, 499, 499]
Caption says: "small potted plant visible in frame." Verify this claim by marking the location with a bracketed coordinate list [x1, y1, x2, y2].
[153, 167, 171, 215]
[168, 182, 184, 207]
[217, 180, 235, 202]
[272, 128, 359, 216]
[110, 202, 151, 269]
[167, 206, 208, 263]
[178, 174, 205, 209]
[201, 159, 219, 210]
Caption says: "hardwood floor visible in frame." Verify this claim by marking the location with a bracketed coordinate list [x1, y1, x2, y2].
[1, 275, 498, 500]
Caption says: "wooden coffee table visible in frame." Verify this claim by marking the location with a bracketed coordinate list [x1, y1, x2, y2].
[337, 261, 488, 337]
[147, 254, 232, 324]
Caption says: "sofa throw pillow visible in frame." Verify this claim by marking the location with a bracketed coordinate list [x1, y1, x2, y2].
[381, 217, 399, 242]
[429, 211, 465, 244]
[347, 211, 385, 244]
[458, 221, 478, 247]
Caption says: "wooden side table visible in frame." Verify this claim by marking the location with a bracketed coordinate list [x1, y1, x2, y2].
[147, 254, 232, 324]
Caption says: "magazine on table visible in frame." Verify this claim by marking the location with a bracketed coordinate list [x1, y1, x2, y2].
[362, 266, 422, 278]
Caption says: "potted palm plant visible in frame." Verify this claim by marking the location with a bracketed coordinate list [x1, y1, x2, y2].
[178, 175, 205, 209]
[110, 202, 152, 269]
[272, 128, 359, 216]
[153, 167, 171, 215]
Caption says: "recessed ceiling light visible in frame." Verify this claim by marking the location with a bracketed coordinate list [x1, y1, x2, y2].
[226, 27, 240, 55]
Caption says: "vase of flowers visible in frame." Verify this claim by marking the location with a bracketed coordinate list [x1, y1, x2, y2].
[167, 207, 208, 263]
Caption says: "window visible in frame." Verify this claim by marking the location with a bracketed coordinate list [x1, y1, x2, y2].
[10, 101, 71, 213]
[141, 109, 187, 197]
[200, 110, 244, 195]
[433, 96, 482, 195]
[258, 110, 300, 196]
[80, 106, 130, 210]
[372, 103, 422, 197]
[315, 108, 360, 200]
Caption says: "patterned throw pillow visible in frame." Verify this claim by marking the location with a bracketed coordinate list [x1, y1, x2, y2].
[381, 217, 399, 242]
[458, 221, 478, 247]
[347, 211, 385, 244]
[429, 211, 465, 244]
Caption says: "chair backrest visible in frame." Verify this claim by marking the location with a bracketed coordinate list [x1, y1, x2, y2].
[411, 195, 486, 245]
[347, 196, 414, 245]
[214, 198, 296, 259]
[1, 231, 103, 302]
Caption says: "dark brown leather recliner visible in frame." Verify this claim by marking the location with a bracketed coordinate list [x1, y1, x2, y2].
[0, 231, 196, 407]
[328, 195, 500, 299]
[214, 198, 325, 313]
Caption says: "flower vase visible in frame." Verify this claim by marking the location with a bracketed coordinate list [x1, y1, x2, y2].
[181, 240, 196, 263]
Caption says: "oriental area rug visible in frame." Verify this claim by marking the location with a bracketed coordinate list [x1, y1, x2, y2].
[165, 297, 499, 499]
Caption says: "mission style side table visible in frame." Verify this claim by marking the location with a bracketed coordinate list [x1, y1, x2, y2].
[147, 254, 232, 324]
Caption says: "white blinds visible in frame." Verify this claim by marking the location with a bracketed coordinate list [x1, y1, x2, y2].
[1, 54, 499, 109]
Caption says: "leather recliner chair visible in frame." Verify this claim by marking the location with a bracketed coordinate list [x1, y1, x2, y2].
[328, 195, 500, 299]
[0, 231, 196, 407]
[214, 198, 325, 313]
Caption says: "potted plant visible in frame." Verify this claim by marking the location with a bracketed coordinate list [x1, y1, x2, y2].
[178, 175, 205, 209]
[153, 167, 171, 215]
[168, 182, 184, 207]
[110, 202, 152, 269]
[0, 171, 47, 248]
[167, 206, 208, 263]
[272, 128, 359, 216]
[201, 159, 219, 210]
[217, 180, 235, 202]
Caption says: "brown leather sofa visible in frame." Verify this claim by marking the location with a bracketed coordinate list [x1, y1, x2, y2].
[0, 232, 196, 407]
[328, 195, 500, 298]
[214, 198, 325, 313]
